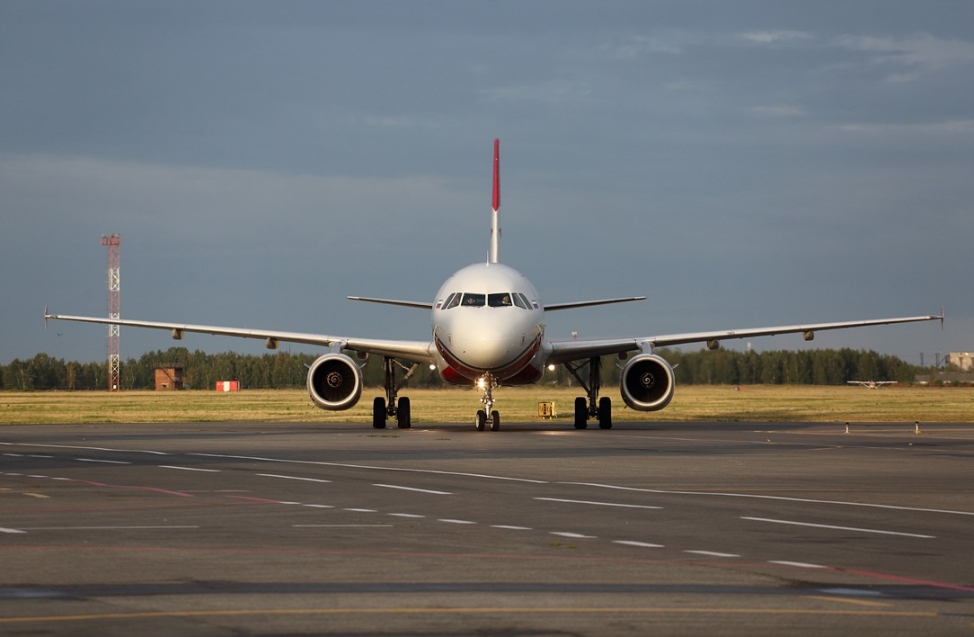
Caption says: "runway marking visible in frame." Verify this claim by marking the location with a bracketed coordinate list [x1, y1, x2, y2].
[344, 508, 377, 513]
[302, 504, 334, 509]
[551, 532, 596, 539]
[388, 513, 425, 518]
[373, 483, 452, 495]
[29, 455, 53, 459]
[492, 525, 532, 531]
[22, 493, 49, 499]
[438, 519, 476, 525]
[808, 595, 891, 608]
[18, 526, 199, 531]
[257, 474, 331, 483]
[564, 482, 974, 517]
[76, 458, 130, 465]
[0, 607, 940, 624]
[27, 475, 48, 479]
[3, 453, 24, 457]
[614, 541, 663, 548]
[742, 517, 936, 539]
[293, 524, 391, 528]
[535, 497, 661, 510]
[0, 442, 167, 455]
[768, 561, 827, 569]
[158, 465, 220, 473]
[190, 453, 547, 483]
[0, 528, 26, 534]
[685, 550, 738, 558]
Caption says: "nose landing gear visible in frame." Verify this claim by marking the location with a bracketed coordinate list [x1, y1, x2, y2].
[475, 373, 500, 431]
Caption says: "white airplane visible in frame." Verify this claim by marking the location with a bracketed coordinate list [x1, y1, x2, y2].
[847, 380, 898, 388]
[46, 140, 942, 431]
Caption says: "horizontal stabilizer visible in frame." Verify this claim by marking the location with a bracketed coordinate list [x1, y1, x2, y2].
[346, 296, 434, 310]
[545, 297, 646, 312]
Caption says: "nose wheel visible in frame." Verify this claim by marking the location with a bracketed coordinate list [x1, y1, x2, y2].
[475, 374, 501, 431]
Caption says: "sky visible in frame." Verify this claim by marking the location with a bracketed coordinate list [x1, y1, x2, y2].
[1, 1, 971, 367]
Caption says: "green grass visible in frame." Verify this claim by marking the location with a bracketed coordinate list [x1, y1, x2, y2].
[1, 385, 971, 425]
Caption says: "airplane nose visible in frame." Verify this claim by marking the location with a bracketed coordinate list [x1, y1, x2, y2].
[453, 316, 522, 370]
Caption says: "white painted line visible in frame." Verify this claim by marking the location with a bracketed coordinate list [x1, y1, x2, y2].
[344, 508, 377, 513]
[769, 560, 828, 569]
[492, 525, 533, 531]
[564, 482, 974, 517]
[49, 477, 70, 481]
[278, 501, 303, 505]
[3, 453, 24, 457]
[190, 453, 547, 483]
[535, 497, 661, 510]
[21, 526, 199, 530]
[550, 532, 596, 539]
[4, 473, 22, 476]
[614, 540, 663, 548]
[27, 475, 48, 479]
[257, 474, 331, 483]
[158, 465, 220, 473]
[28, 455, 53, 459]
[685, 550, 739, 558]
[373, 483, 452, 495]
[0, 527, 26, 534]
[303, 504, 334, 509]
[76, 458, 130, 465]
[438, 519, 476, 525]
[388, 513, 425, 518]
[294, 524, 391, 528]
[742, 516, 935, 539]
[3, 443, 167, 455]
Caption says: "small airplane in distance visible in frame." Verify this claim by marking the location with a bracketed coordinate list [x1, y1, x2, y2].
[46, 140, 943, 431]
[847, 380, 898, 388]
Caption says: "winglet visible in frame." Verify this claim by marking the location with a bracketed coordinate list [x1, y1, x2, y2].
[44, 305, 49, 330]
[489, 138, 500, 264]
[940, 306, 945, 331]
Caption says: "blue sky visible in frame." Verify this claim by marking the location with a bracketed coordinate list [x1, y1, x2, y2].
[2, 1, 970, 366]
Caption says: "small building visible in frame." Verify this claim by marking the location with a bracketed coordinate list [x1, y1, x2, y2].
[215, 380, 240, 392]
[948, 352, 974, 371]
[154, 366, 184, 390]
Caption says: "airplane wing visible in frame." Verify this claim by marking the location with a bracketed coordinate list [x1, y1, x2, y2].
[346, 296, 434, 310]
[547, 312, 943, 365]
[44, 312, 435, 364]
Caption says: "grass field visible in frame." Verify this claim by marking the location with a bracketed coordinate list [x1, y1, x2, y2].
[1, 385, 971, 425]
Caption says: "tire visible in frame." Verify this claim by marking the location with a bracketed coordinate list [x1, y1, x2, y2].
[372, 396, 387, 429]
[574, 397, 588, 430]
[397, 397, 411, 429]
[476, 409, 487, 431]
[598, 396, 612, 429]
[490, 410, 500, 431]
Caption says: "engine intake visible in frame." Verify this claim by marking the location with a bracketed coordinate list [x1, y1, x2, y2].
[620, 353, 675, 411]
[307, 353, 362, 411]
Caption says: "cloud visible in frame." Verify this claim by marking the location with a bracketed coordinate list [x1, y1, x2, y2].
[832, 33, 974, 82]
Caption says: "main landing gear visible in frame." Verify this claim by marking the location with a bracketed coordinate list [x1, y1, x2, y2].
[564, 356, 612, 430]
[475, 373, 500, 432]
[372, 357, 418, 430]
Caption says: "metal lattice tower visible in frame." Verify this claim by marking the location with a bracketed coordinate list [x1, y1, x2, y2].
[102, 234, 121, 391]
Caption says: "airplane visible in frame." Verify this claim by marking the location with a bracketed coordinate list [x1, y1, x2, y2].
[45, 140, 943, 431]
[847, 380, 898, 388]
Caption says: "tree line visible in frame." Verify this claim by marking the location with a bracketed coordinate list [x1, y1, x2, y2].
[0, 347, 928, 391]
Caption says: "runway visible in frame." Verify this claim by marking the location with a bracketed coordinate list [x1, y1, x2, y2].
[2, 420, 973, 636]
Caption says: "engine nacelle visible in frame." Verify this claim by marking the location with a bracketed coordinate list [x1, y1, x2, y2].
[307, 353, 362, 411]
[620, 353, 675, 412]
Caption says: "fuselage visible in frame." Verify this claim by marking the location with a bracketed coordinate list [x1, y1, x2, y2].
[431, 262, 548, 386]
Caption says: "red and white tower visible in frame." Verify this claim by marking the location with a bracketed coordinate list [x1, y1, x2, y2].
[102, 234, 121, 391]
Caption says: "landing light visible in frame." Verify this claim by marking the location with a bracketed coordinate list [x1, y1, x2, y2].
[477, 377, 486, 389]
[547, 364, 556, 371]
[429, 364, 436, 371]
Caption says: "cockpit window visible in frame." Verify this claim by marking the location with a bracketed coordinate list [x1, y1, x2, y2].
[511, 293, 528, 309]
[443, 292, 461, 309]
[461, 293, 486, 307]
[488, 293, 515, 307]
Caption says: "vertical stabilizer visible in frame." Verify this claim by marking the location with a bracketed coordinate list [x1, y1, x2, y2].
[490, 138, 501, 264]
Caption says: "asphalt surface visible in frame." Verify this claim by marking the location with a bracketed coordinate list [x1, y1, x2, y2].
[1, 420, 973, 636]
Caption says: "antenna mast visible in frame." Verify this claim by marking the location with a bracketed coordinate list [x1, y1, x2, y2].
[102, 234, 121, 391]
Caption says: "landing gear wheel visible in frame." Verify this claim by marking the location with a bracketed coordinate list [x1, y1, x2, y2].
[574, 397, 588, 430]
[490, 410, 500, 431]
[397, 397, 411, 429]
[598, 396, 612, 429]
[372, 396, 387, 429]
[476, 410, 487, 431]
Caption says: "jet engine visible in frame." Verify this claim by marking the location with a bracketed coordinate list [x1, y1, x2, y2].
[620, 354, 675, 411]
[307, 353, 362, 411]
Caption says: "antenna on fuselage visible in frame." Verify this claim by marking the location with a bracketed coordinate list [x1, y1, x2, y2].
[489, 138, 500, 264]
